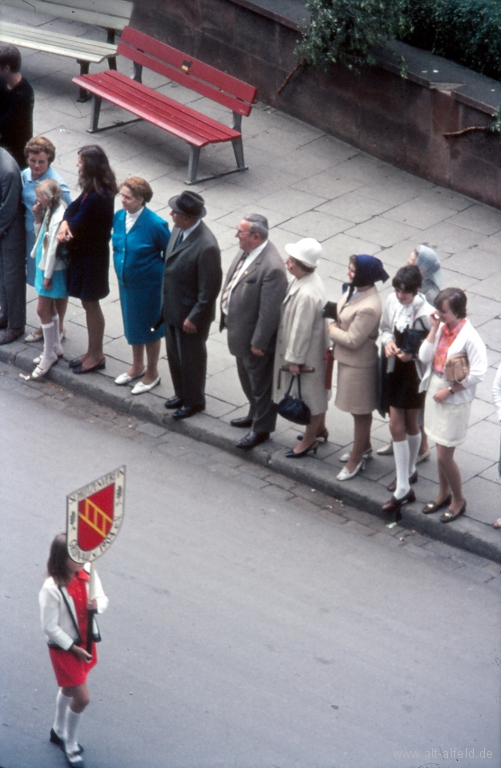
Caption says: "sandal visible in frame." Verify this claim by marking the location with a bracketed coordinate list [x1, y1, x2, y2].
[440, 500, 467, 523]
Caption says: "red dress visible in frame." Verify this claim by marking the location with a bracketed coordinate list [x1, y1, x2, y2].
[49, 570, 97, 687]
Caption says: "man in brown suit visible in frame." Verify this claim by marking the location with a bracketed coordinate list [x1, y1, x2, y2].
[221, 214, 287, 449]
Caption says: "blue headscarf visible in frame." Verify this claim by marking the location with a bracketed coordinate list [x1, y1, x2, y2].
[343, 254, 390, 294]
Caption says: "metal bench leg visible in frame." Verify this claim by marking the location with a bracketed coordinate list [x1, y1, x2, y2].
[108, 56, 117, 71]
[106, 29, 117, 71]
[76, 60, 91, 103]
[133, 63, 143, 83]
[232, 137, 247, 171]
[88, 96, 102, 133]
[186, 146, 201, 185]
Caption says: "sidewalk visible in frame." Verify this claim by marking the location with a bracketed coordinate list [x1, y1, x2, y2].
[3, 4, 501, 563]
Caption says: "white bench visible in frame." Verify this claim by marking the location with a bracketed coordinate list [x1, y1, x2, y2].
[0, 0, 133, 101]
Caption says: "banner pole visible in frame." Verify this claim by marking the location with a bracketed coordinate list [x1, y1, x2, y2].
[86, 561, 96, 654]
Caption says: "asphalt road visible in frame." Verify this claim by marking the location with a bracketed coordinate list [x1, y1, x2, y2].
[0, 371, 499, 768]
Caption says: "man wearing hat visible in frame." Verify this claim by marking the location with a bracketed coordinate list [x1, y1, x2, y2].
[162, 191, 222, 419]
[221, 214, 287, 449]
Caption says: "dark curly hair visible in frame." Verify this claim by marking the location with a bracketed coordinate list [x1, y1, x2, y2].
[78, 144, 117, 197]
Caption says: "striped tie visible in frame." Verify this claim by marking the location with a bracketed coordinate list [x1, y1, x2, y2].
[221, 252, 247, 311]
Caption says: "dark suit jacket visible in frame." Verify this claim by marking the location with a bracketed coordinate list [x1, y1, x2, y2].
[162, 220, 222, 331]
[221, 240, 288, 357]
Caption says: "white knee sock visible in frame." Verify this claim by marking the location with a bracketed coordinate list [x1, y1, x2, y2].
[393, 439, 410, 499]
[40, 322, 57, 368]
[408, 433, 421, 476]
[52, 314, 63, 356]
[64, 708, 82, 754]
[53, 689, 70, 737]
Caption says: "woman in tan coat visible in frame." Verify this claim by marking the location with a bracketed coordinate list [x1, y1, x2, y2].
[273, 239, 329, 458]
[328, 255, 389, 480]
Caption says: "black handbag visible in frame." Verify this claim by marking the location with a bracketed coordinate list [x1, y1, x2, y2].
[277, 374, 311, 425]
[55, 239, 74, 267]
[400, 317, 428, 355]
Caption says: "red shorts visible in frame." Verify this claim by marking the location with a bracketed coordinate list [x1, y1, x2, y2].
[49, 644, 97, 687]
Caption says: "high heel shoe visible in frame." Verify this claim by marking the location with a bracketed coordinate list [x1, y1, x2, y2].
[336, 459, 365, 481]
[340, 448, 372, 463]
[297, 428, 329, 443]
[382, 488, 416, 521]
[285, 440, 319, 458]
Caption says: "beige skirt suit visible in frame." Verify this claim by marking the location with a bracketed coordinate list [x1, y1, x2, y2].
[328, 286, 382, 414]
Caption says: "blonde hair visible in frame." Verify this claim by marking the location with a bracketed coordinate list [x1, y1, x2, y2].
[120, 177, 153, 204]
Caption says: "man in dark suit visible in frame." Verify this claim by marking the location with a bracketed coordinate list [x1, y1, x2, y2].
[221, 214, 287, 449]
[0, 146, 25, 343]
[162, 191, 222, 420]
[0, 46, 34, 169]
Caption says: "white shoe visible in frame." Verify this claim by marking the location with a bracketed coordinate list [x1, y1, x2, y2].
[376, 442, 394, 456]
[337, 459, 365, 481]
[21, 354, 58, 380]
[33, 352, 63, 364]
[64, 744, 84, 768]
[340, 448, 373, 463]
[114, 370, 145, 386]
[416, 448, 431, 464]
[131, 376, 161, 395]
[24, 328, 43, 342]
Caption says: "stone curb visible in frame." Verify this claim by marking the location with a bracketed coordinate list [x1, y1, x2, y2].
[5, 342, 501, 564]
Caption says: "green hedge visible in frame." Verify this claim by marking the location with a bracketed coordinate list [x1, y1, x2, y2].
[401, 0, 501, 81]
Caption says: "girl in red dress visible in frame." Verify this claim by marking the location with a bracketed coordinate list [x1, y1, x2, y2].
[39, 533, 108, 768]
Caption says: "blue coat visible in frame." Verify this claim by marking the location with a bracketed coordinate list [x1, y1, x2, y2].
[113, 207, 170, 345]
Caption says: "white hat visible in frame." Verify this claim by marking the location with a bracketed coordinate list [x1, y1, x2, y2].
[285, 238, 322, 268]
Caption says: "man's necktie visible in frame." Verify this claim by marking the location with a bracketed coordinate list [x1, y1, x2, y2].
[221, 252, 247, 311]
[174, 230, 184, 250]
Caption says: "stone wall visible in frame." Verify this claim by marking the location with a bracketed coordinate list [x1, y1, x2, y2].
[131, 0, 501, 208]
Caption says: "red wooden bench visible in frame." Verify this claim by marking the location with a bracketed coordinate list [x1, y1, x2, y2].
[73, 26, 257, 184]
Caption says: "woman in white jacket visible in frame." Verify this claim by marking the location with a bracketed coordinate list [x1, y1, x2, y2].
[419, 288, 487, 523]
[27, 178, 67, 379]
[380, 265, 434, 517]
[39, 533, 107, 768]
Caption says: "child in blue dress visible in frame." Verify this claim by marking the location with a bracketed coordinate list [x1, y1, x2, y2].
[27, 178, 68, 379]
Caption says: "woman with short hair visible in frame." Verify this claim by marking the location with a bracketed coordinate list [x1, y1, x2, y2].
[419, 287, 487, 523]
[380, 264, 434, 517]
[57, 145, 116, 374]
[112, 177, 170, 394]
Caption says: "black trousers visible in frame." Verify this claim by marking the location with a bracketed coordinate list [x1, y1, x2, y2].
[236, 351, 277, 433]
[164, 323, 209, 408]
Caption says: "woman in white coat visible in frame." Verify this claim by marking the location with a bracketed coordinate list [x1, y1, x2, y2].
[39, 533, 108, 768]
[273, 238, 329, 458]
[26, 178, 67, 379]
[419, 287, 487, 523]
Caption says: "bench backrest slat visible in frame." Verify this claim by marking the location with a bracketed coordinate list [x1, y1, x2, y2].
[0, 0, 133, 29]
[118, 26, 257, 116]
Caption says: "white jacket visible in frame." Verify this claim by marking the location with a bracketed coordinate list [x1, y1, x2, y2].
[39, 564, 108, 651]
[493, 362, 501, 421]
[418, 318, 487, 402]
[380, 291, 434, 379]
[30, 203, 66, 279]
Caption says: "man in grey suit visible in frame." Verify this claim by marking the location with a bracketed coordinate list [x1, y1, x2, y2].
[221, 214, 287, 449]
[0, 146, 25, 344]
[162, 191, 222, 420]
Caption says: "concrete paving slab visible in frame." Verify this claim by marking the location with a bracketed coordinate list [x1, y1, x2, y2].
[2, 4, 500, 563]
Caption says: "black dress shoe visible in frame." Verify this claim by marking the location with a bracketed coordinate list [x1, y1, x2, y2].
[72, 358, 106, 374]
[0, 327, 24, 345]
[172, 404, 205, 420]
[230, 416, 253, 428]
[235, 431, 270, 450]
[165, 395, 183, 409]
[50, 729, 84, 755]
[382, 488, 416, 521]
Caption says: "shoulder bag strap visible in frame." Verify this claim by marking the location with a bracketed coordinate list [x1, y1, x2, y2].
[58, 585, 82, 646]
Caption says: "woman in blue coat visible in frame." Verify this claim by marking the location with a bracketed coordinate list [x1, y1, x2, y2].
[112, 177, 170, 394]
[57, 145, 116, 374]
